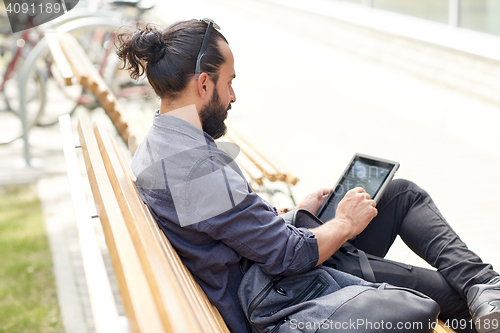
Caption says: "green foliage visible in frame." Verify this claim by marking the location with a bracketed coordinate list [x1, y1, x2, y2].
[0, 185, 63, 333]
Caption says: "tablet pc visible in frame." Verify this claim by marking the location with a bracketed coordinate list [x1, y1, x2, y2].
[316, 153, 399, 222]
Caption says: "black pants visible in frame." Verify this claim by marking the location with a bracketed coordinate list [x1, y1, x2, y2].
[326, 179, 498, 333]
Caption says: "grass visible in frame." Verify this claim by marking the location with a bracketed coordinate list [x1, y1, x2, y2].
[0, 185, 63, 333]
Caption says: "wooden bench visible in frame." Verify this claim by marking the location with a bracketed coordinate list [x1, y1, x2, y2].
[60, 113, 456, 333]
[60, 113, 230, 332]
[53, 29, 456, 333]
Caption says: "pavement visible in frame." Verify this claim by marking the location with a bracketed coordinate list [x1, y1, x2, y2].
[1, 0, 499, 331]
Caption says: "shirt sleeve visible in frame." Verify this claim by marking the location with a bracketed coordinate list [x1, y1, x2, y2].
[185, 156, 319, 276]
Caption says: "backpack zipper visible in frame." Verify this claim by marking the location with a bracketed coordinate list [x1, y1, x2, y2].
[266, 275, 328, 316]
[301, 278, 327, 302]
[269, 317, 288, 333]
[248, 276, 284, 317]
[266, 279, 327, 332]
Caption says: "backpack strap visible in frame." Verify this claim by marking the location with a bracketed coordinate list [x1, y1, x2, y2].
[341, 242, 377, 283]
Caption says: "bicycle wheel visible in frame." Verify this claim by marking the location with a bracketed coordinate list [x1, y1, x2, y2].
[0, 39, 46, 144]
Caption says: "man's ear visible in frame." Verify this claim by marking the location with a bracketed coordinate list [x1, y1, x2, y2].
[196, 73, 211, 99]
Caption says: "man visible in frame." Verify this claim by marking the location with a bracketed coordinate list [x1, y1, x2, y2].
[116, 19, 500, 333]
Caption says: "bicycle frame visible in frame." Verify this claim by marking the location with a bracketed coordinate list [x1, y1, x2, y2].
[0, 17, 39, 93]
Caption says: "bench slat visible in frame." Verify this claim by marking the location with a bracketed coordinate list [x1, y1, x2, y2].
[95, 124, 230, 333]
[225, 130, 279, 181]
[59, 33, 117, 112]
[217, 141, 264, 186]
[57, 33, 135, 151]
[59, 115, 121, 333]
[45, 31, 73, 86]
[58, 33, 101, 93]
[226, 122, 299, 186]
[78, 114, 165, 333]
[57, 33, 89, 87]
[94, 125, 199, 332]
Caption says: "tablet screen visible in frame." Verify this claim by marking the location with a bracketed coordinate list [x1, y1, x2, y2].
[317, 155, 398, 222]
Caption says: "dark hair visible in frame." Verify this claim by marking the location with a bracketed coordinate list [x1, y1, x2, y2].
[115, 20, 228, 99]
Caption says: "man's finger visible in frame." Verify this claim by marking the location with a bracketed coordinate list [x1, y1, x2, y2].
[352, 187, 366, 193]
[319, 188, 333, 196]
[314, 188, 332, 198]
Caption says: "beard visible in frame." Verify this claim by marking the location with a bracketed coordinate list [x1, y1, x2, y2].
[199, 88, 230, 140]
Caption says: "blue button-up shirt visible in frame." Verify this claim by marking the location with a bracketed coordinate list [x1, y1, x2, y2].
[132, 112, 319, 332]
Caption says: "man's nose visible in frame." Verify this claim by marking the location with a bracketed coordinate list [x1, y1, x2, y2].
[230, 86, 236, 103]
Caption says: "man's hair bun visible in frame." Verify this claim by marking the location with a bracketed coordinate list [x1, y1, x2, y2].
[116, 23, 166, 80]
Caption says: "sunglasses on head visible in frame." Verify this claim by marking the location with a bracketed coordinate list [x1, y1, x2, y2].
[195, 18, 221, 80]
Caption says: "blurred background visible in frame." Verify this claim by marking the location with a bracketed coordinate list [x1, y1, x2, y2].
[1, 0, 499, 331]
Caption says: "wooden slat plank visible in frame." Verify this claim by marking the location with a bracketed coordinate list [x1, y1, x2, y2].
[58, 33, 131, 142]
[102, 98, 116, 111]
[59, 33, 108, 99]
[216, 140, 264, 186]
[56, 32, 136, 152]
[106, 107, 132, 143]
[93, 124, 197, 333]
[109, 132, 229, 333]
[59, 114, 121, 333]
[57, 33, 89, 87]
[77, 114, 164, 333]
[224, 131, 273, 178]
[60, 34, 117, 107]
[225, 130, 280, 182]
[140, 199, 231, 333]
[45, 31, 73, 86]
[226, 122, 299, 185]
[101, 127, 230, 333]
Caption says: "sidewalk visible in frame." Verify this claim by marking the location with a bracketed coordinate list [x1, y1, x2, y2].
[0, 104, 126, 333]
[0, 116, 93, 332]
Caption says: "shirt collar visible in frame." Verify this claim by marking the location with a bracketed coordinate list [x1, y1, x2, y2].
[152, 110, 215, 145]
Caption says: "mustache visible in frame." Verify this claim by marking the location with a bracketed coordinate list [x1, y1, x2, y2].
[227, 104, 232, 111]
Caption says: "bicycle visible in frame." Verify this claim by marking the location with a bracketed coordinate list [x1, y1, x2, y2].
[0, 13, 47, 145]
[0, 0, 154, 145]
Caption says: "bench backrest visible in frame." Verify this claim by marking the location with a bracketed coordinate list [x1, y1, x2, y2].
[77, 114, 229, 333]
[49, 31, 138, 152]
[224, 121, 299, 186]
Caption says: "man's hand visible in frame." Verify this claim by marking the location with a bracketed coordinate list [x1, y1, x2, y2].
[296, 188, 333, 215]
[334, 187, 378, 238]
[309, 187, 377, 265]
